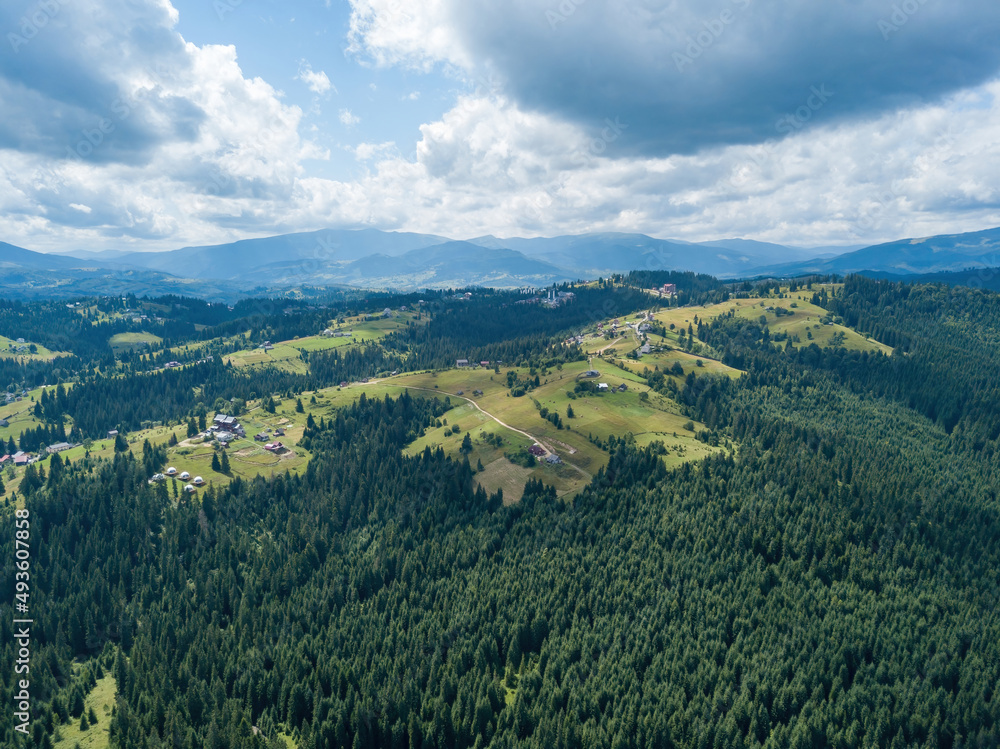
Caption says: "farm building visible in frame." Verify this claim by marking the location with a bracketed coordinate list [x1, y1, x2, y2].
[47, 442, 74, 454]
[456, 359, 469, 367]
[598, 383, 609, 391]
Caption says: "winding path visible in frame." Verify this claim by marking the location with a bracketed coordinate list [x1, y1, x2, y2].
[376, 383, 592, 480]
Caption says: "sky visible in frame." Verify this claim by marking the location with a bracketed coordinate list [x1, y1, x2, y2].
[1, 0, 1000, 252]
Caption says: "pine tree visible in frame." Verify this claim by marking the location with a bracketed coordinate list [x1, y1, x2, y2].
[566, 404, 575, 419]
[79, 712, 89, 731]
[220, 450, 231, 475]
[296, 398, 305, 413]
[187, 419, 198, 438]
[211, 453, 221, 473]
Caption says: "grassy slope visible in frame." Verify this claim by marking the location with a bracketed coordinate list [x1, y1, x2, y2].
[223, 314, 424, 373]
[109, 332, 163, 353]
[52, 673, 117, 749]
[0, 335, 71, 361]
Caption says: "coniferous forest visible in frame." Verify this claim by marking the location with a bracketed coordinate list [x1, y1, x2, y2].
[1, 276, 999, 748]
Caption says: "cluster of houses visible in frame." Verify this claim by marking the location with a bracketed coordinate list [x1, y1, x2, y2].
[210, 414, 246, 444]
[5, 390, 29, 404]
[596, 383, 630, 393]
[542, 289, 575, 308]
[456, 359, 494, 369]
[516, 290, 576, 308]
[7, 339, 33, 353]
[254, 427, 285, 442]
[321, 329, 353, 338]
[652, 283, 677, 297]
[528, 444, 563, 465]
[157, 467, 207, 493]
[0, 451, 36, 467]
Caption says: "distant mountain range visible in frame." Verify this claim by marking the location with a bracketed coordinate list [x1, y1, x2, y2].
[750, 227, 1000, 278]
[2, 226, 999, 300]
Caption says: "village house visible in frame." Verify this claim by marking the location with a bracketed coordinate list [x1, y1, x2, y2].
[107, 429, 119, 438]
[598, 383, 609, 391]
[528, 444, 546, 457]
[214, 414, 238, 429]
[456, 359, 469, 368]
[47, 442, 74, 454]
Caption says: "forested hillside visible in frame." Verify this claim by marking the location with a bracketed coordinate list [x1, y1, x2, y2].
[2, 277, 1000, 748]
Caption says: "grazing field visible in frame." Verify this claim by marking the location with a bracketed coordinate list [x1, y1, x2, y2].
[324, 358, 722, 499]
[223, 313, 423, 372]
[109, 331, 163, 353]
[0, 335, 71, 361]
[649, 285, 893, 355]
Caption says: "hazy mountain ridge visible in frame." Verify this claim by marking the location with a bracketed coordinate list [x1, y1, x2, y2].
[1, 226, 999, 298]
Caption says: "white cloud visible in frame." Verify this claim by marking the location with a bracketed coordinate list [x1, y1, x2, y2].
[1, 0, 999, 255]
[339, 108, 361, 127]
[296, 63, 335, 95]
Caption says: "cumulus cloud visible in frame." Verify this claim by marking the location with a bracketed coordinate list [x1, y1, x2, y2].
[346, 0, 1000, 156]
[296, 63, 335, 95]
[0, 0, 320, 247]
[2, 0, 1000, 253]
[339, 108, 361, 126]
